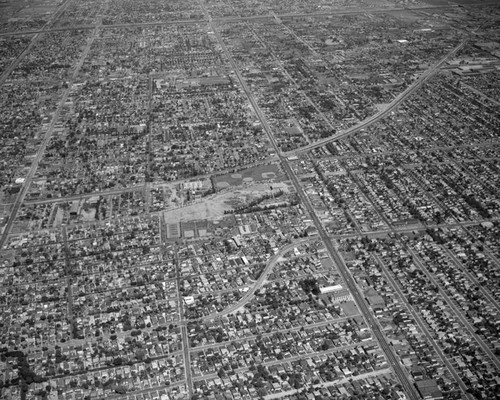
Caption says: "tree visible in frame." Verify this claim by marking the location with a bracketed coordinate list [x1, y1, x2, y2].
[115, 385, 127, 395]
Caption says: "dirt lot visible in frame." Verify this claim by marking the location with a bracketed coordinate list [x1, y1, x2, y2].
[163, 181, 291, 222]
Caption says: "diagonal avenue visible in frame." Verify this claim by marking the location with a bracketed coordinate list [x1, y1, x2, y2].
[0, 10, 104, 251]
[0, 0, 75, 86]
[284, 39, 468, 156]
[207, 13, 422, 400]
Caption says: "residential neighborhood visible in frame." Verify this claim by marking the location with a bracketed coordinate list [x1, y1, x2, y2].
[1, 0, 500, 400]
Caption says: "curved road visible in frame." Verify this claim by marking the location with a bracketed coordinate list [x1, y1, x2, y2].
[284, 39, 468, 157]
[210, 14, 424, 398]
[201, 237, 317, 320]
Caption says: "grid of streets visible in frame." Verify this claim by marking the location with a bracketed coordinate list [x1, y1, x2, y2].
[1, 1, 500, 400]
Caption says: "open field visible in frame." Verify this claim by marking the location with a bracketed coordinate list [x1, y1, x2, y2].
[213, 163, 286, 189]
[164, 181, 292, 222]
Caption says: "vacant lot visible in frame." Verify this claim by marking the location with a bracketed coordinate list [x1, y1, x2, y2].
[164, 181, 291, 222]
